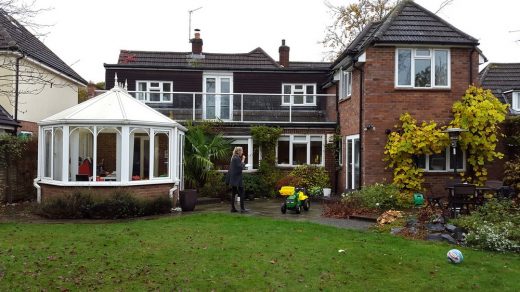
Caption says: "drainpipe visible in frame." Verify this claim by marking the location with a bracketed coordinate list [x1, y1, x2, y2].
[14, 51, 25, 133]
[33, 178, 41, 203]
[469, 48, 475, 85]
[334, 83, 340, 194]
[352, 57, 364, 189]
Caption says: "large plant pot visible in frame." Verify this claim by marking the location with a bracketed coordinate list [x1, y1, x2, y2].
[180, 189, 198, 211]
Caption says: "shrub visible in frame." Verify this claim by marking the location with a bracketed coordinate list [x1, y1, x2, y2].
[274, 174, 302, 191]
[289, 165, 330, 190]
[88, 190, 141, 219]
[199, 171, 228, 199]
[39, 189, 173, 219]
[307, 186, 323, 197]
[39, 191, 93, 219]
[243, 173, 270, 198]
[341, 183, 410, 211]
[453, 200, 520, 252]
[140, 196, 172, 216]
[504, 157, 520, 192]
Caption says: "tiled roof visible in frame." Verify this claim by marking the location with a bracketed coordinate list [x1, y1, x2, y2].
[480, 63, 520, 94]
[0, 9, 87, 85]
[480, 63, 520, 111]
[0, 104, 19, 128]
[333, 0, 478, 68]
[109, 47, 330, 71]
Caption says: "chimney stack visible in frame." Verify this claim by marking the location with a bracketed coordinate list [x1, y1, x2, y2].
[279, 39, 290, 67]
[190, 29, 203, 54]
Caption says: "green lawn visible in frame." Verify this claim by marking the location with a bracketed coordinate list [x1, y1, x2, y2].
[0, 214, 519, 291]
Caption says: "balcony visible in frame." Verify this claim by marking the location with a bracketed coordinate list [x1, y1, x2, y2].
[95, 90, 337, 124]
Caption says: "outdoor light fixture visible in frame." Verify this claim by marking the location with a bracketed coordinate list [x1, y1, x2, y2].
[443, 127, 468, 175]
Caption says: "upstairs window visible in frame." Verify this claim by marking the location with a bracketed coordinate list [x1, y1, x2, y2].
[282, 84, 316, 106]
[340, 70, 352, 100]
[396, 48, 450, 88]
[135, 81, 173, 102]
[513, 92, 520, 111]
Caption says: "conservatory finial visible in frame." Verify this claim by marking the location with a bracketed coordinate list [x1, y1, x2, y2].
[114, 73, 119, 88]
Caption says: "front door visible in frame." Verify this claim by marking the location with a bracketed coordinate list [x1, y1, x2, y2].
[203, 73, 233, 120]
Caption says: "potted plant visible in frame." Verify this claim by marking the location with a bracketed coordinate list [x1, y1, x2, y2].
[182, 123, 231, 211]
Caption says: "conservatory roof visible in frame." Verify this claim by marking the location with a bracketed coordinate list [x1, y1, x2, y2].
[40, 84, 185, 129]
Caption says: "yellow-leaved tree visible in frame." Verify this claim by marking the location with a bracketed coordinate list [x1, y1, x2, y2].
[451, 86, 508, 185]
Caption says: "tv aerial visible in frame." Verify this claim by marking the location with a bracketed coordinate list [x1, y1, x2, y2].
[188, 7, 203, 42]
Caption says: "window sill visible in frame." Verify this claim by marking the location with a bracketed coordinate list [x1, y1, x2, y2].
[281, 104, 317, 107]
[338, 96, 351, 104]
[38, 178, 178, 187]
[394, 87, 451, 91]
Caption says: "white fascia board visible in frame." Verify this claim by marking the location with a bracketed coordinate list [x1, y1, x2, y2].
[357, 50, 366, 62]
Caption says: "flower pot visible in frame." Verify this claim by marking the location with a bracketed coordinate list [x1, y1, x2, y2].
[323, 188, 332, 197]
[180, 189, 198, 211]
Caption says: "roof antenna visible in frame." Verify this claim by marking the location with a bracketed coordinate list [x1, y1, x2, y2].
[124, 79, 128, 90]
[188, 7, 203, 42]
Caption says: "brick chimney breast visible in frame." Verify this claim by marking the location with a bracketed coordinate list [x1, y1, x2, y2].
[279, 39, 290, 68]
[190, 29, 203, 54]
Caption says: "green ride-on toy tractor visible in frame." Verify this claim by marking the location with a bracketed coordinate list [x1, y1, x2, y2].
[279, 186, 310, 214]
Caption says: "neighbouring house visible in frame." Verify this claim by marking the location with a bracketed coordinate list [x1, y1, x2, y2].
[480, 63, 520, 115]
[0, 9, 87, 135]
[0, 104, 18, 134]
[329, 0, 486, 195]
[35, 84, 186, 202]
[104, 31, 338, 190]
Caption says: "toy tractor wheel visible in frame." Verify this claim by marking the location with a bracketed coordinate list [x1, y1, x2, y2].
[295, 204, 302, 214]
[303, 199, 310, 211]
[281, 203, 287, 214]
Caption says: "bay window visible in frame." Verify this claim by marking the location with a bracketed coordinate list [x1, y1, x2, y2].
[396, 48, 450, 88]
[277, 135, 324, 166]
[282, 84, 316, 106]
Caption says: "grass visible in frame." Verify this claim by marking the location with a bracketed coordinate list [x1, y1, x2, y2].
[0, 213, 519, 291]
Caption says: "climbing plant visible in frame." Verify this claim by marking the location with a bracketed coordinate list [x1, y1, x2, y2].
[0, 134, 28, 167]
[251, 126, 283, 196]
[451, 86, 508, 185]
[384, 113, 448, 195]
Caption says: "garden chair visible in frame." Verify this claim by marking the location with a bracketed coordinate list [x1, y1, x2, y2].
[422, 182, 446, 209]
[448, 184, 477, 218]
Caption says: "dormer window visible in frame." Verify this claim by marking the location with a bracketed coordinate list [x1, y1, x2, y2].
[395, 48, 450, 89]
[513, 92, 520, 111]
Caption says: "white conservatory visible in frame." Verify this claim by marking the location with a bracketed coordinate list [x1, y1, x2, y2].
[35, 84, 186, 202]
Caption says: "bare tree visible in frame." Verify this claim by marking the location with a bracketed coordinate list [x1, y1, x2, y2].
[435, 0, 454, 14]
[0, 1, 78, 119]
[321, 0, 399, 60]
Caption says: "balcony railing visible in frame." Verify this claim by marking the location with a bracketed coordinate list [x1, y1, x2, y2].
[96, 90, 337, 124]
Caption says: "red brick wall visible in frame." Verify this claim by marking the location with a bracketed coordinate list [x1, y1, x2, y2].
[19, 121, 38, 136]
[97, 133, 117, 172]
[338, 46, 479, 191]
[40, 183, 174, 202]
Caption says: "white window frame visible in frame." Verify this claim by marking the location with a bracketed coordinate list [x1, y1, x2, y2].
[203, 72, 234, 121]
[395, 48, 451, 89]
[225, 136, 255, 171]
[281, 83, 317, 106]
[276, 134, 325, 167]
[418, 147, 466, 172]
[512, 92, 520, 111]
[135, 80, 173, 103]
[340, 70, 352, 100]
[345, 134, 360, 189]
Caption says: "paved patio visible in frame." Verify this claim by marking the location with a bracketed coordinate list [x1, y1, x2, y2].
[193, 198, 375, 231]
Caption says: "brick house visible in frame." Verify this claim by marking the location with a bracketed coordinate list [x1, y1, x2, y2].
[104, 33, 339, 189]
[330, 0, 485, 195]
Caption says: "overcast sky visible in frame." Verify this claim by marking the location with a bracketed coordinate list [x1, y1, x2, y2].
[33, 0, 520, 83]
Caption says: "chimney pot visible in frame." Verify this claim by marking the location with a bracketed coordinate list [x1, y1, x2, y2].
[190, 29, 203, 54]
[279, 39, 290, 68]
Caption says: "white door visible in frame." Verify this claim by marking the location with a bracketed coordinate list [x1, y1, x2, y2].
[345, 134, 360, 189]
[203, 73, 233, 120]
